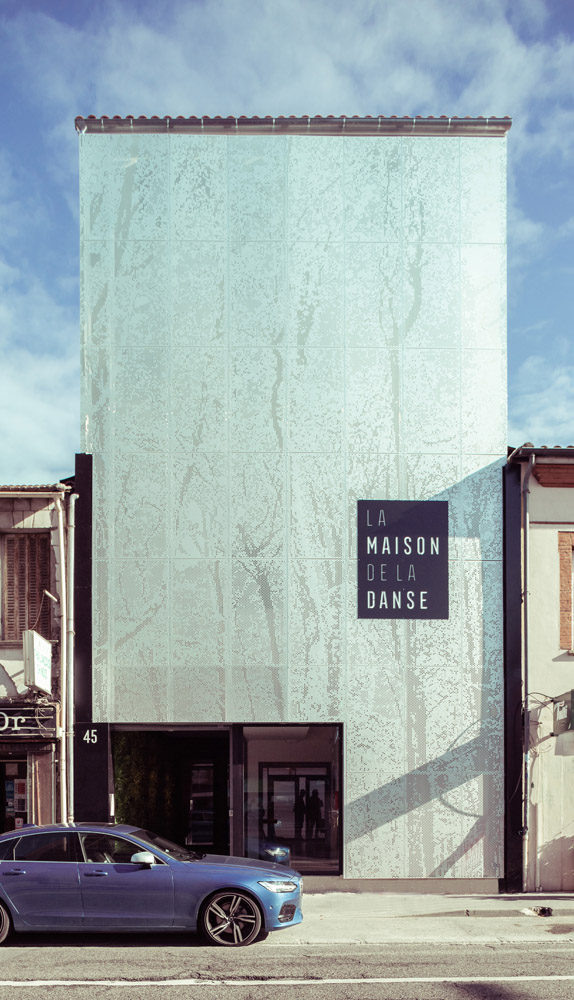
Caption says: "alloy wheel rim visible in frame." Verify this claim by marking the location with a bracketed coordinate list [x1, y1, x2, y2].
[206, 894, 259, 944]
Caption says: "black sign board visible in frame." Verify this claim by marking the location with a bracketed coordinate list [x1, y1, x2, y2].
[357, 500, 449, 619]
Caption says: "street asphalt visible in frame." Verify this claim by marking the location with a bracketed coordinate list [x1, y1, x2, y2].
[270, 890, 574, 945]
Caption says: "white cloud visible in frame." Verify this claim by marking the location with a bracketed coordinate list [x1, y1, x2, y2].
[0, 345, 79, 484]
[0, 0, 573, 471]
[508, 199, 548, 271]
[5, 0, 573, 121]
[2, 0, 571, 183]
[0, 256, 78, 483]
[0, 254, 76, 353]
[509, 356, 574, 447]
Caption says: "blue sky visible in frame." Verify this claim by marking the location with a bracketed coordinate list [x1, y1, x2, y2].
[0, 0, 572, 483]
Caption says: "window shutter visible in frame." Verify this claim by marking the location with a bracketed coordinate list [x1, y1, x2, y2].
[4, 535, 19, 639]
[36, 535, 51, 637]
[25, 535, 37, 635]
[2, 534, 52, 641]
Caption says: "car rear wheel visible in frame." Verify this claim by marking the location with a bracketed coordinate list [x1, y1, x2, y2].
[0, 901, 12, 945]
[201, 890, 262, 947]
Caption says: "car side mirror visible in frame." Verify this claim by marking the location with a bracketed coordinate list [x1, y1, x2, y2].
[130, 851, 155, 867]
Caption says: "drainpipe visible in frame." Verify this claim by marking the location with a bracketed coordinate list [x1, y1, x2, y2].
[521, 455, 535, 891]
[66, 494, 79, 823]
[54, 495, 68, 824]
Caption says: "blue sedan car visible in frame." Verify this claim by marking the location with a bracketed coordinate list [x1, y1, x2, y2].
[0, 823, 303, 947]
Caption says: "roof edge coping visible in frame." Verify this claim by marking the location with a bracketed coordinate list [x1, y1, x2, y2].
[75, 114, 512, 137]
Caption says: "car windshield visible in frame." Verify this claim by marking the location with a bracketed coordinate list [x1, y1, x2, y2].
[132, 829, 204, 861]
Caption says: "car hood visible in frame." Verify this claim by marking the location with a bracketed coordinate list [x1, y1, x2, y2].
[194, 853, 300, 878]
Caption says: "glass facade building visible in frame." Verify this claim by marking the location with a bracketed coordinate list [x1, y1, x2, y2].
[76, 116, 510, 882]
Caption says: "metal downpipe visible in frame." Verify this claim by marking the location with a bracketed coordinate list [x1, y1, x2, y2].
[54, 495, 68, 824]
[66, 494, 79, 823]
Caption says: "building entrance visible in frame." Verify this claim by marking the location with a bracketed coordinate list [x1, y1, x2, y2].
[111, 724, 341, 871]
[266, 767, 333, 864]
[111, 730, 229, 855]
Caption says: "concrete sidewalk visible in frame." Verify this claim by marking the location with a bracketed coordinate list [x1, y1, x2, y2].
[271, 890, 574, 945]
[305, 886, 574, 917]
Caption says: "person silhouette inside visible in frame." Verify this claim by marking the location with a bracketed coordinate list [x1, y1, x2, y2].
[294, 788, 306, 840]
[306, 788, 323, 839]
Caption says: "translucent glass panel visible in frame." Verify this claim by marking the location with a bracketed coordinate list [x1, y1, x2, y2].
[81, 131, 507, 877]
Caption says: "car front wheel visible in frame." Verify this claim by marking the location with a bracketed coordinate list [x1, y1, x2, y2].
[0, 901, 12, 945]
[201, 890, 263, 947]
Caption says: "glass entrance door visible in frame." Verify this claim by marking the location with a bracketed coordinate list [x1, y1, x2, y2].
[186, 763, 216, 849]
[183, 736, 229, 855]
[266, 767, 331, 866]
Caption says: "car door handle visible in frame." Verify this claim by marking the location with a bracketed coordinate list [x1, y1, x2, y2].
[4, 869, 26, 875]
[84, 870, 109, 877]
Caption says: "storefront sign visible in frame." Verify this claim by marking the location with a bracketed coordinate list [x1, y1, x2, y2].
[23, 629, 53, 695]
[357, 500, 449, 619]
[0, 705, 57, 739]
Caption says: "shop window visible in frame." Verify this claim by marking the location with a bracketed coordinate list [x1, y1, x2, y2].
[558, 532, 574, 651]
[243, 724, 341, 874]
[1, 533, 52, 641]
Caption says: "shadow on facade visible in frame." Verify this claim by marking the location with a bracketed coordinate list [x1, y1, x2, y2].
[535, 836, 574, 892]
[348, 460, 509, 880]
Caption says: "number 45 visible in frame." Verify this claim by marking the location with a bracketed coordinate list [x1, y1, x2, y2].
[82, 729, 98, 744]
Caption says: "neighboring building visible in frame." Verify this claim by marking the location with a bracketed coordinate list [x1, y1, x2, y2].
[0, 484, 74, 830]
[506, 445, 574, 891]
[75, 114, 511, 885]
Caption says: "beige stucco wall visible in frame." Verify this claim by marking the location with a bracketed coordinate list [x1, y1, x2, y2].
[525, 474, 574, 890]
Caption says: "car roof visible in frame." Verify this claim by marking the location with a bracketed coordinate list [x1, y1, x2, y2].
[0, 822, 141, 840]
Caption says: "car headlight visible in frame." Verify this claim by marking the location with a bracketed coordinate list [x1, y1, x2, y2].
[264, 847, 289, 857]
[258, 880, 298, 893]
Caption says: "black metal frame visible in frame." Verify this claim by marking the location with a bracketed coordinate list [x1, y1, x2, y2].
[73, 453, 93, 725]
[502, 462, 524, 891]
[72, 454, 112, 821]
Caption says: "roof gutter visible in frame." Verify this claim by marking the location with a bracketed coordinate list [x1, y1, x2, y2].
[508, 446, 574, 462]
[0, 490, 70, 498]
